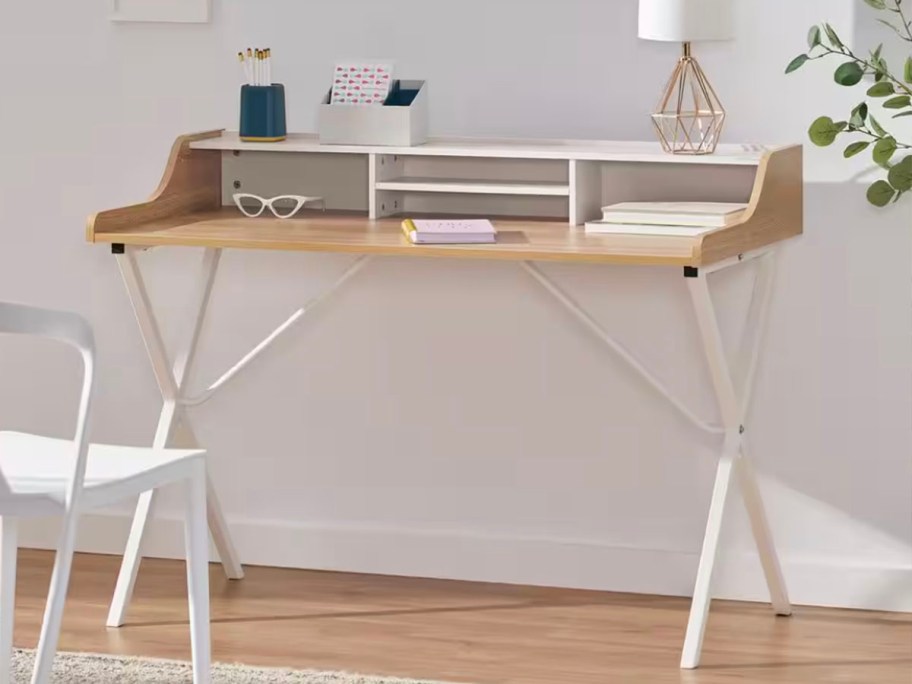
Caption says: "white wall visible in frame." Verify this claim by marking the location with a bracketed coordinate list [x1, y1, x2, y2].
[0, 0, 909, 612]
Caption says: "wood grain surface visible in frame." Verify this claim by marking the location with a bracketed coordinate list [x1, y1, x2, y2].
[10, 550, 910, 684]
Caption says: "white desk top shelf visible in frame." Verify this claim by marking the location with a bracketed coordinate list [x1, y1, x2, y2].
[190, 131, 771, 164]
[88, 130, 802, 267]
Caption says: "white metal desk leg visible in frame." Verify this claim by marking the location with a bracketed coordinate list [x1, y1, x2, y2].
[682, 270, 744, 669]
[109, 248, 241, 628]
[681, 261, 790, 668]
[737, 439, 791, 616]
[680, 437, 738, 670]
[731, 254, 791, 617]
[206, 476, 243, 579]
[106, 490, 154, 627]
[172, 420, 244, 581]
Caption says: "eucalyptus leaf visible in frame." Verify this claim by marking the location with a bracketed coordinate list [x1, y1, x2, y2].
[894, 111, 912, 118]
[876, 57, 888, 76]
[887, 156, 912, 192]
[834, 62, 865, 86]
[869, 115, 888, 137]
[873, 137, 898, 164]
[850, 103, 869, 127]
[808, 116, 844, 147]
[786, 54, 809, 74]
[867, 180, 896, 207]
[867, 81, 895, 97]
[844, 141, 871, 158]
[884, 95, 912, 109]
[807, 26, 822, 50]
[863, 0, 886, 9]
[824, 23, 843, 49]
[905, 56, 912, 84]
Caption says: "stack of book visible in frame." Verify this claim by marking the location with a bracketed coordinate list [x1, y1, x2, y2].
[585, 202, 748, 236]
[401, 219, 497, 244]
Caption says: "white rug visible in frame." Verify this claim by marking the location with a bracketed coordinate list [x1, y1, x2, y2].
[13, 650, 454, 683]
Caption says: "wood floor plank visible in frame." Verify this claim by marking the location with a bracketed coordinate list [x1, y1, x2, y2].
[9, 550, 912, 684]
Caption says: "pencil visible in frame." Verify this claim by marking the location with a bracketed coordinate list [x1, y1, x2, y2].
[238, 51, 251, 85]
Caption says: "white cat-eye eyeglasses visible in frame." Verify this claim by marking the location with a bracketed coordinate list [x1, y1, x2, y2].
[232, 193, 326, 219]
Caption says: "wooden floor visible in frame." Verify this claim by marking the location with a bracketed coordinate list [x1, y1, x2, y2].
[10, 550, 912, 684]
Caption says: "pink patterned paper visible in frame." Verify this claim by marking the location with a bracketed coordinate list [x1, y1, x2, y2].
[331, 62, 394, 106]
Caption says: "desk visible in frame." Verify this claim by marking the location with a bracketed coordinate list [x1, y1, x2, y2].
[88, 130, 803, 669]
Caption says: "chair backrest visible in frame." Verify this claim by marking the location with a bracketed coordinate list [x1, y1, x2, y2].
[0, 302, 96, 512]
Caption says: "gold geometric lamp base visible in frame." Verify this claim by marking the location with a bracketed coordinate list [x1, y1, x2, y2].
[652, 43, 726, 155]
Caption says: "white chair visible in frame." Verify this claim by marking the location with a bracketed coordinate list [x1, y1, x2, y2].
[0, 302, 211, 684]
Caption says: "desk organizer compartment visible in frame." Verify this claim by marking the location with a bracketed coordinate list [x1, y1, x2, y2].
[371, 154, 571, 220]
[318, 80, 428, 147]
[240, 84, 287, 142]
[222, 151, 370, 213]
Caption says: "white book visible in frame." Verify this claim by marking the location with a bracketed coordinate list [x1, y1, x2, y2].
[585, 221, 718, 237]
[600, 202, 748, 228]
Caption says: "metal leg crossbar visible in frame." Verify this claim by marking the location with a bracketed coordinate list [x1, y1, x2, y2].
[109, 245, 790, 668]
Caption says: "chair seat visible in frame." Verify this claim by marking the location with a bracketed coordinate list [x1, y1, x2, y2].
[0, 431, 204, 511]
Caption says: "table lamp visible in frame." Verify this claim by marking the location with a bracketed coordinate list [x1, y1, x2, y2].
[638, 0, 733, 155]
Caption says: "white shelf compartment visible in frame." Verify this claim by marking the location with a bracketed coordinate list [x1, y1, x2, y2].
[370, 153, 572, 221]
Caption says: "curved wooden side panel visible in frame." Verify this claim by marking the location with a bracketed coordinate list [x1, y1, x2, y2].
[86, 130, 224, 241]
[696, 145, 803, 266]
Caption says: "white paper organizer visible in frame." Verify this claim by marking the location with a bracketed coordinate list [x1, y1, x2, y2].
[318, 80, 429, 147]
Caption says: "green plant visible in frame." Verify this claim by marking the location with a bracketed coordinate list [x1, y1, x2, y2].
[786, 0, 912, 206]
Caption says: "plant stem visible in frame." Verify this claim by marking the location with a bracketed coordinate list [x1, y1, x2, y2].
[848, 125, 912, 149]
[893, 1, 912, 42]
[819, 46, 912, 98]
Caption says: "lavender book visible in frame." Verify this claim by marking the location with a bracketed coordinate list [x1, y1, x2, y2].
[401, 219, 497, 245]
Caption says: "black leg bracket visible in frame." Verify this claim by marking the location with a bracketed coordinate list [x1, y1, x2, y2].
[111, 243, 125, 255]
[683, 266, 699, 278]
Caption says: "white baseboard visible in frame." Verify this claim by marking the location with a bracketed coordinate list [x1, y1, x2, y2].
[18, 513, 912, 613]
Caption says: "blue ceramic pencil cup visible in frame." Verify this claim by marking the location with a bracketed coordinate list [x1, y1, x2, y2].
[240, 84, 287, 142]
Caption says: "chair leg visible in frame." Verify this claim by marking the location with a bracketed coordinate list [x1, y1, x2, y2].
[0, 517, 18, 684]
[30, 514, 80, 684]
[185, 463, 211, 683]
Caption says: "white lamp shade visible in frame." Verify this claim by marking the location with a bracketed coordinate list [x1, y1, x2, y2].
[638, 0, 733, 42]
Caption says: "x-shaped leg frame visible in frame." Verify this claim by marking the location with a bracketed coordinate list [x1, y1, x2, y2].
[109, 245, 790, 670]
[109, 246, 371, 626]
[523, 250, 791, 669]
[680, 252, 791, 668]
[108, 247, 243, 627]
